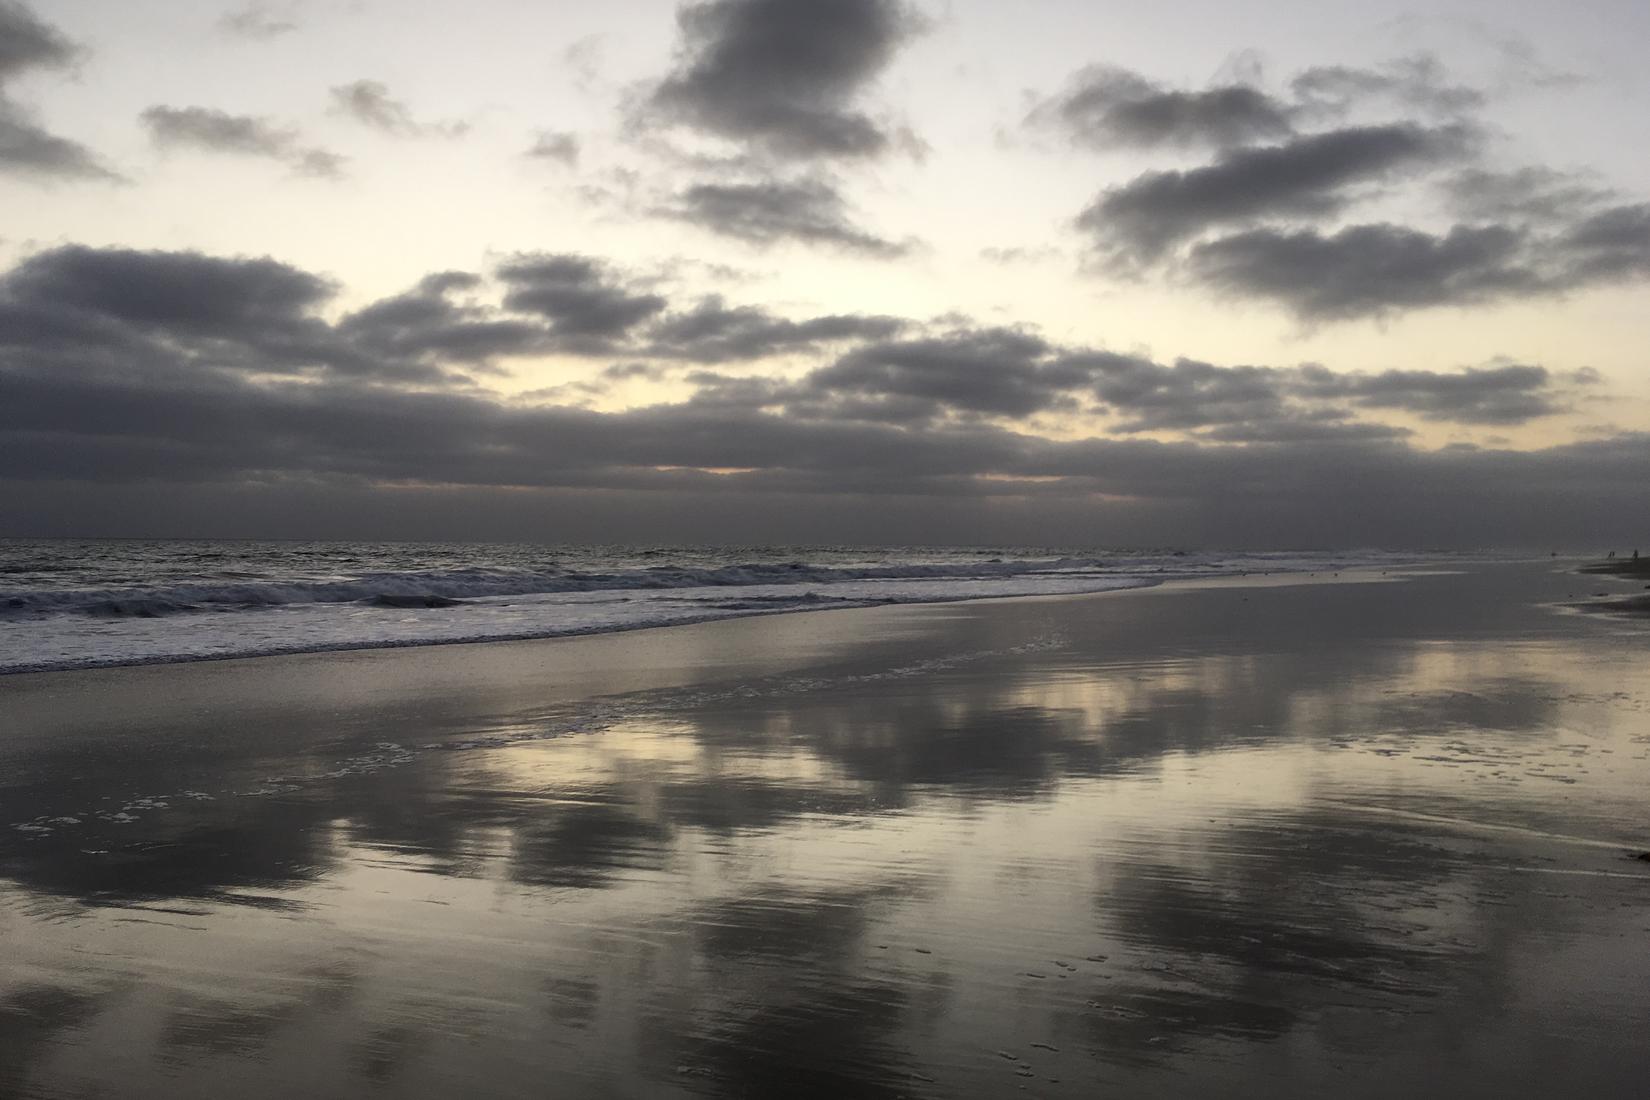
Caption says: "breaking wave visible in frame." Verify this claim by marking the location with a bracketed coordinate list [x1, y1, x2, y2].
[1, 556, 1138, 620]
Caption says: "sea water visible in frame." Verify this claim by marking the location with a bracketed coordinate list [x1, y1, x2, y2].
[0, 540, 1458, 673]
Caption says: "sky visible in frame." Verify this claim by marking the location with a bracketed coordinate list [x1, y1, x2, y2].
[1, 0, 1647, 547]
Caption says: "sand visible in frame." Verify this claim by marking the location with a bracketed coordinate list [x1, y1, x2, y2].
[3, 561, 1649, 1098]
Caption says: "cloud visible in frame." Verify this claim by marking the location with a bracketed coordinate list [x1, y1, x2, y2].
[141, 104, 345, 177]
[647, 295, 904, 361]
[1438, 167, 1614, 225]
[1076, 354, 1299, 432]
[1291, 55, 1485, 118]
[5, 244, 332, 333]
[800, 328, 1071, 421]
[1033, 52, 1485, 155]
[1032, 65, 1295, 150]
[0, 101, 121, 181]
[1078, 124, 1471, 265]
[142, 105, 290, 156]
[289, 147, 346, 178]
[0, 244, 924, 388]
[0, 244, 463, 384]
[1184, 206, 1650, 320]
[602, 362, 672, 382]
[336, 272, 548, 367]
[4, 244, 1639, 547]
[495, 253, 668, 349]
[0, 0, 77, 80]
[1032, 52, 1648, 321]
[329, 80, 467, 138]
[217, 2, 300, 40]
[525, 130, 579, 166]
[786, 328, 1580, 433]
[979, 245, 1060, 265]
[5, 342, 1644, 546]
[2, 244, 1587, 432]
[1557, 202, 1650, 283]
[644, 0, 923, 160]
[1077, 355, 1577, 432]
[562, 35, 606, 93]
[1187, 223, 1529, 321]
[667, 177, 909, 256]
[1294, 363, 1566, 424]
[0, 1, 119, 182]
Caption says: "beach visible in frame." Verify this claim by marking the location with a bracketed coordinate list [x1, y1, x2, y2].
[3, 560, 1649, 1098]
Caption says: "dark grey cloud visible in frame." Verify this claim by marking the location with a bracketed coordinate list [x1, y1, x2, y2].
[1294, 363, 1570, 424]
[602, 362, 672, 382]
[1079, 124, 1471, 264]
[1077, 355, 1297, 432]
[645, 0, 922, 160]
[0, 2, 119, 182]
[0, 0, 76, 80]
[1184, 206, 1650, 320]
[790, 330, 1579, 433]
[1033, 53, 1647, 321]
[4, 244, 1638, 546]
[525, 130, 579, 166]
[1188, 223, 1531, 319]
[1195, 415, 1411, 445]
[1034, 65, 1295, 151]
[336, 272, 547, 367]
[218, 3, 299, 41]
[1557, 203, 1650, 283]
[668, 177, 908, 256]
[800, 328, 1071, 421]
[141, 105, 344, 177]
[0, 245, 1587, 432]
[5, 244, 333, 334]
[141, 105, 291, 156]
[1291, 55, 1485, 118]
[5, 338, 1644, 547]
[0, 245, 466, 385]
[329, 80, 467, 138]
[647, 295, 904, 361]
[1078, 355, 1576, 432]
[495, 254, 668, 349]
[1035, 52, 1485, 156]
[1438, 167, 1613, 225]
[1, 245, 924, 389]
[0, 101, 120, 181]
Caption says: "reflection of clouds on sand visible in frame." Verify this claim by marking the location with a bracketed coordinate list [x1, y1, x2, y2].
[1071, 809, 1479, 1064]
[647, 882, 932, 1099]
[2, 566, 1649, 1095]
[158, 965, 359, 1066]
[510, 798, 673, 890]
[0, 983, 105, 1097]
[0, 795, 336, 909]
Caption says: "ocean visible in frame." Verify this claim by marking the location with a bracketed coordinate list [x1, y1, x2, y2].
[0, 539, 1458, 673]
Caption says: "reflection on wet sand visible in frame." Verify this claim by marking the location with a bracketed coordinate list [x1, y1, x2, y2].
[3, 563, 1649, 1097]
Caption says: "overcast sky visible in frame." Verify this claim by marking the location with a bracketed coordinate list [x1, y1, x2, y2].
[2, 0, 1647, 546]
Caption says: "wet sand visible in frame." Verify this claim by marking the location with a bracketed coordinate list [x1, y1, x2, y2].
[3, 561, 1649, 1098]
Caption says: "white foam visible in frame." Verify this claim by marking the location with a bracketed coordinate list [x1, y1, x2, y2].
[0, 574, 1153, 673]
[0, 544, 1468, 674]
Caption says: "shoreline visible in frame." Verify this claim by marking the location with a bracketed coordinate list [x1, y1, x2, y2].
[0, 579, 1157, 678]
[0, 562, 1482, 680]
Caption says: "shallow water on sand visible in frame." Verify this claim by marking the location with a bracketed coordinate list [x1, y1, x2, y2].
[3, 562, 1649, 1098]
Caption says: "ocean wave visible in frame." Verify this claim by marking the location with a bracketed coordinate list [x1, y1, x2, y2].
[0, 575, 1161, 674]
[0, 556, 1134, 620]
